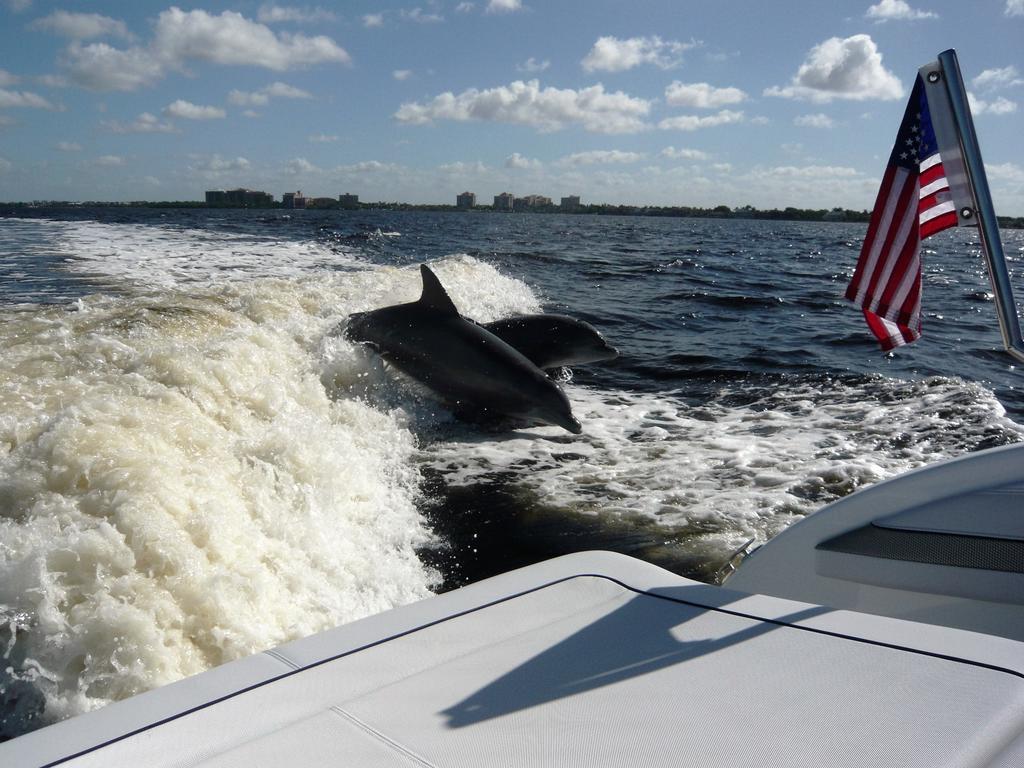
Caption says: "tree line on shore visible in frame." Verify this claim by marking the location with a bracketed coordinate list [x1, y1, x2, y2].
[3, 199, 1022, 228]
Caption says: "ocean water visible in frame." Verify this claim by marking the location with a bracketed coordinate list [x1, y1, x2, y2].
[1, 207, 1023, 739]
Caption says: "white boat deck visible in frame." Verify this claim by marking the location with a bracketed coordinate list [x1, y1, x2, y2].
[6, 551, 1024, 767]
[727, 442, 1024, 642]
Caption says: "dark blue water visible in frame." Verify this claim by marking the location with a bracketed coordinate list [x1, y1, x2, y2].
[5, 206, 1022, 403]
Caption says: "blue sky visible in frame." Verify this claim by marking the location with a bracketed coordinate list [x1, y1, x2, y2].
[1, 0, 1023, 213]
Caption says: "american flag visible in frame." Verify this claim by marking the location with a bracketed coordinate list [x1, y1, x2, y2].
[845, 73, 967, 350]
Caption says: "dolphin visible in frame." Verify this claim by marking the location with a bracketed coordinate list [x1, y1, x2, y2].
[346, 265, 582, 434]
[480, 314, 618, 371]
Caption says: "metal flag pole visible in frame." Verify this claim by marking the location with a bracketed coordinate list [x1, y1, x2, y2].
[937, 48, 1024, 364]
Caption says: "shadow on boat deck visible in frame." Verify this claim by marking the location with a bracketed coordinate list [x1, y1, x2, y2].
[441, 583, 830, 728]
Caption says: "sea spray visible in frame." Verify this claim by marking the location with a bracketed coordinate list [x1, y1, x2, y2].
[418, 376, 1024, 559]
[0, 252, 549, 736]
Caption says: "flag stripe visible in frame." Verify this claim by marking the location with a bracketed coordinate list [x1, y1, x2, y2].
[919, 152, 942, 172]
[845, 72, 968, 352]
[864, 177, 919, 315]
[920, 197, 956, 224]
[920, 176, 950, 198]
[919, 162, 946, 189]
[920, 210, 959, 238]
[846, 165, 903, 305]
[876, 217, 921, 321]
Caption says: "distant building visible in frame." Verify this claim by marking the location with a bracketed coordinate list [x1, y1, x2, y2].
[456, 191, 476, 209]
[282, 191, 306, 209]
[493, 192, 514, 211]
[339, 193, 359, 209]
[560, 195, 581, 211]
[205, 188, 273, 207]
[308, 197, 340, 209]
[514, 194, 552, 211]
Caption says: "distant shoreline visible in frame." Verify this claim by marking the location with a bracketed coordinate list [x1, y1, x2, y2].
[2, 201, 1022, 228]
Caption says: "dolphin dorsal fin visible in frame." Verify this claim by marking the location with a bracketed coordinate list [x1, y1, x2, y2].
[418, 265, 459, 315]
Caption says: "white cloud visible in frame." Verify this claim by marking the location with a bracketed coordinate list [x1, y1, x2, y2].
[0, 157, 11, 173]
[764, 34, 903, 102]
[794, 112, 834, 128]
[517, 57, 550, 73]
[333, 160, 402, 175]
[756, 164, 861, 178]
[972, 66, 1024, 91]
[658, 109, 744, 131]
[229, 81, 312, 105]
[661, 146, 710, 161]
[393, 69, 413, 81]
[257, 5, 338, 24]
[55, 8, 352, 93]
[4, 0, 31, 12]
[438, 160, 488, 174]
[400, 8, 443, 23]
[0, 70, 19, 87]
[36, 74, 69, 88]
[286, 157, 319, 174]
[0, 88, 56, 109]
[56, 141, 81, 151]
[486, 0, 522, 13]
[456, 2, 475, 11]
[556, 150, 645, 166]
[163, 99, 226, 120]
[988, 162, 1024, 183]
[865, 0, 937, 22]
[94, 154, 126, 167]
[153, 8, 350, 70]
[103, 112, 177, 133]
[30, 11, 131, 39]
[394, 79, 652, 134]
[309, 133, 338, 142]
[363, 13, 384, 27]
[664, 81, 747, 108]
[188, 154, 252, 177]
[1006, 0, 1024, 15]
[61, 42, 167, 91]
[504, 152, 541, 169]
[264, 81, 312, 98]
[967, 92, 1018, 115]
[582, 35, 699, 73]
[229, 89, 268, 107]
[242, 109, 260, 118]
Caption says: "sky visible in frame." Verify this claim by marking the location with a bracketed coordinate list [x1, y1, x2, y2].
[1, 0, 1023, 213]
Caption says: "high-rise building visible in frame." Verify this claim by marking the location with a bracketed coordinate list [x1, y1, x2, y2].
[456, 191, 476, 209]
[205, 188, 273, 207]
[493, 192, 514, 211]
[514, 194, 552, 210]
[339, 193, 359, 209]
[282, 191, 306, 209]
[561, 195, 581, 211]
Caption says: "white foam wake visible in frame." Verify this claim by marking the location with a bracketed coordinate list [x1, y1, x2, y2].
[0, 251, 541, 735]
[21, 216, 366, 289]
[418, 377, 1024, 551]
